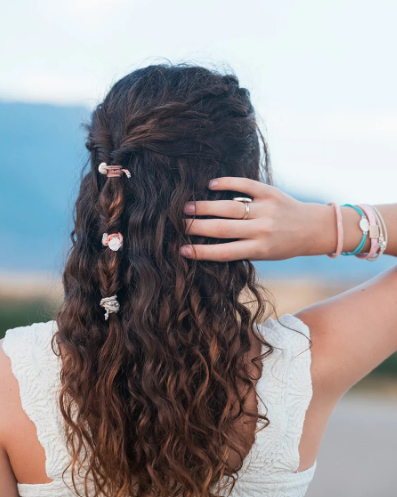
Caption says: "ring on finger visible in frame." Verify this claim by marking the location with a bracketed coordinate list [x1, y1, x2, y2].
[232, 197, 252, 220]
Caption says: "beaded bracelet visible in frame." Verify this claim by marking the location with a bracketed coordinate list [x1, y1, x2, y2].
[341, 204, 369, 256]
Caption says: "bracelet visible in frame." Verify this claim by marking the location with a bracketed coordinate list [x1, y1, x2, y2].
[355, 204, 379, 260]
[341, 204, 369, 256]
[368, 206, 388, 261]
[327, 202, 344, 258]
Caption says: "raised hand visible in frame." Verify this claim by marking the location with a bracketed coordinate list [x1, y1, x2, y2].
[180, 177, 332, 262]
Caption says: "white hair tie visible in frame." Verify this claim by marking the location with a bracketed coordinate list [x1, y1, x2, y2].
[100, 295, 120, 320]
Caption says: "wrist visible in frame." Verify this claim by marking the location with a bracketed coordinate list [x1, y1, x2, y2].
[303, 202, 338, 256]
[302, 202, 372, 257]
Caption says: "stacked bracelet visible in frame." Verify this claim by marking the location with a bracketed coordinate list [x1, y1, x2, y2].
[367, 206, 388, 261]
[327, 202, 344, 258]
[327, 202, 387, 262]
[341, 204, 369, 256]
[355, 204, 379, 259]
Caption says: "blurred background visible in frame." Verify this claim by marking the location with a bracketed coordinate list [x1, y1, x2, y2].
[1, 1, 396, 495]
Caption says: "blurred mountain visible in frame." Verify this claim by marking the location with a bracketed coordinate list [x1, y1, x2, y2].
[0, 101, 395, 280]
[0, 101, 88, 274]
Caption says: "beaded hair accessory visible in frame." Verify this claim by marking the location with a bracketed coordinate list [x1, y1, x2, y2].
[100, 295, 120, 320]
[100, 233, 123, 318]
[98, 162, 131, 178]
[102, 232, 123, 251]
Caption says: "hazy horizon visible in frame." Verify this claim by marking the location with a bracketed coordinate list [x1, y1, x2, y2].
[1, 0, 397, 205]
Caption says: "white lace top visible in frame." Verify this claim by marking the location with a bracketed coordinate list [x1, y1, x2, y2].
[2, 313, 316, 497]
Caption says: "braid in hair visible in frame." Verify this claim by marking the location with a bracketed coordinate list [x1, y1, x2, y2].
[76, 105, 134, 494]
[87, 106, 124, 319]
[96, 169, 124, 320]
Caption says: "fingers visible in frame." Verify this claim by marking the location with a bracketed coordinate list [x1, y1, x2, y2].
[208, 177, 272, 200]
[183, 217, 258, 239]
[180, 240, 258, 261]
[178, 177, 274, 261]
[184, 199, 260, 219]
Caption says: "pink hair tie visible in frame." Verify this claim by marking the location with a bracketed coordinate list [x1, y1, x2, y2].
[102, 232, 123, 251]
[327, 202, 344, 258]
[355, 204, 379, 259]
[98, 162, 131, 178]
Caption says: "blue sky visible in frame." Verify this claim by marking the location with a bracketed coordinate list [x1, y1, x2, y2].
[1, 0, 396, 203]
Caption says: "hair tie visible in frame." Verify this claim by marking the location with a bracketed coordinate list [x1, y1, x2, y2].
[99, 295, 120, 320]
[102, 232, 123, 251]
[98, 162, 131, 178]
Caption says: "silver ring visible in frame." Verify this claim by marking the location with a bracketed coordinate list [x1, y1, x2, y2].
[232, 196, 252, 220]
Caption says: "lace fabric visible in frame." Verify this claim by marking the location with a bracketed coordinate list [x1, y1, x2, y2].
[2, 314, 316, 497]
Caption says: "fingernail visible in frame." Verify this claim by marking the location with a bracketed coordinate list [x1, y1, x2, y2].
[184, 202, 195, 214]
[180, 246, 192, 257]
[208, 179, 218, 188]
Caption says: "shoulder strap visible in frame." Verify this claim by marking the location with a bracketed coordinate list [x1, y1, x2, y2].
[2, 321, 70, 482]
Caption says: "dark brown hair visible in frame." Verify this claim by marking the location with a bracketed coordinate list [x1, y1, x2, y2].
[53, 62, 275, 497]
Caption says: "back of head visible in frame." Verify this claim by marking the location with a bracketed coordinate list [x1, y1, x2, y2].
[54, 62, 274, 497]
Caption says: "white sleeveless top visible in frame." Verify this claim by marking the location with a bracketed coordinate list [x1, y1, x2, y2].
[3, 313, 316, 497]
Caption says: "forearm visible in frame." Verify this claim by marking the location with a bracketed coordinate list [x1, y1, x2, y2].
[306, 202, 397, 257]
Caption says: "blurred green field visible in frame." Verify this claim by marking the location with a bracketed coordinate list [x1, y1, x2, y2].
[0, 299, 58, 338]
[1, 297, 396, 379]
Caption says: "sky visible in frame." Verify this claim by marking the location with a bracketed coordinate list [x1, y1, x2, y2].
[1, 0, 396, 203]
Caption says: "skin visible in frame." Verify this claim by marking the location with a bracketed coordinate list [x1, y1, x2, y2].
[1, 176, 397, 494]
[180, 177, 397, 472]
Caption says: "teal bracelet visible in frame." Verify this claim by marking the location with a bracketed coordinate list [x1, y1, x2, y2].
[341, 204, 369, 256]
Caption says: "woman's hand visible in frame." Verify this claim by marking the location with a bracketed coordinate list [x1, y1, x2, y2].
[180, 177, 336, 261]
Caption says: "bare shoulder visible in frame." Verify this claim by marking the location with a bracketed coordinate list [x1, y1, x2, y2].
[0, 337, 18, 404]
[0, 338, 21, 496]
[0, 337, 16, 385]
[0, 338, 21, 442]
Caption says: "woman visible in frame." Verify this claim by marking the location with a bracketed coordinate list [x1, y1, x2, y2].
[0, 63, 396, 497]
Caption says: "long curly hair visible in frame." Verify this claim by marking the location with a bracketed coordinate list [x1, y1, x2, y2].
[53, 62, 276, 497]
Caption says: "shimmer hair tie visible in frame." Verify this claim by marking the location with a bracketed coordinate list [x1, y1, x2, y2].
[98, 162, 131, 178]
[100, 295, 120, 320]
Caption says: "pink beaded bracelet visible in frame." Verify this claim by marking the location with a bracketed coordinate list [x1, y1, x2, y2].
[327, 202, 344, 258]
[355, 204, 379, 260]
